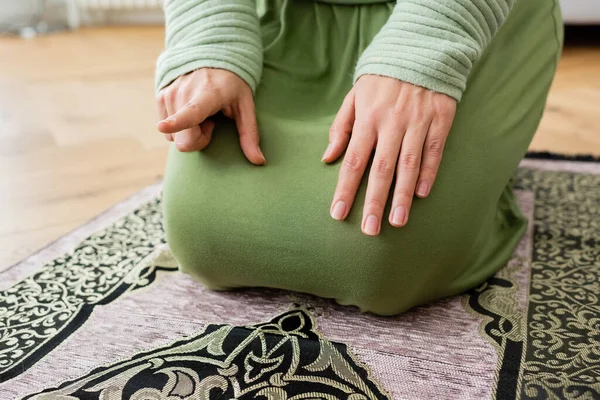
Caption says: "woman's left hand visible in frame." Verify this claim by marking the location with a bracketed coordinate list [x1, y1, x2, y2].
[322, 75, 457, 236]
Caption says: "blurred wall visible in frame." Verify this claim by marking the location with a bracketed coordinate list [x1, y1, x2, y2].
[76, 0, 600, 26]
[1, 0, 599, 30]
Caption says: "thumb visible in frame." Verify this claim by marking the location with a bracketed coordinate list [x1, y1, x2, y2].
[323, 88, 355, 163]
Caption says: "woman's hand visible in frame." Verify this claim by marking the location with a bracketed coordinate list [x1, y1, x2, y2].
[156, 68, 265, 165]
[323, 75, 457, 236]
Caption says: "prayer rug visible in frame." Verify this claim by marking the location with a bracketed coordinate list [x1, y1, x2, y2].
[0, 154, 598, 399]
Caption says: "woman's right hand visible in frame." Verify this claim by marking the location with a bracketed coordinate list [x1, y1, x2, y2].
[156, 68, 266, 165]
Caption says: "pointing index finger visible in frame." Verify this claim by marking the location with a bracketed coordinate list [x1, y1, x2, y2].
[157, 93, 220, 134]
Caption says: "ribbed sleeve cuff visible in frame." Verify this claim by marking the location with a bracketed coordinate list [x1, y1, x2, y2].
[354, 0, 515, 101]
[155, 1, 263, 93]
[355, 62, 464, 101]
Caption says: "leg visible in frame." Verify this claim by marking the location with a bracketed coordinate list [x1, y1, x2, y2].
[163, 0, 563, 315]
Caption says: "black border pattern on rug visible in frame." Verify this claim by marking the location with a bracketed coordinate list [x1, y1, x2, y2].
[465, 156, 600, 400]
[525, 151, 600, 162]
[0, 198, 173, 382]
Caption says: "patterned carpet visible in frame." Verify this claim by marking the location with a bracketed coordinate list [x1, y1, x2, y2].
[0, 155, 598, 399]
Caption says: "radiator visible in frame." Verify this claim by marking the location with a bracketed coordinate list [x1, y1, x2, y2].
[71, 0, 165, 26]
[76, 0, 164, 10]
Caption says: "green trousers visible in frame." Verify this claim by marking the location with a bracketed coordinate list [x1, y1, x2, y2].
[162, 0, 563, 315]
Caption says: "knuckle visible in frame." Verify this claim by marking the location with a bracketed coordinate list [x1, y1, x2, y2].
[424, 136, 445, 157]
[329, 123, 341, 136]
[434, 101, 455, 120]
[184, 101, 202, 113]
[399, 152, 420, 170]
[401, 105, 423, 122]
[239, 120, 259, 138]
[175, 142, 193, 152]
[367, 197, 386, 211]
[242, 129, 259, 142]
[388, 109, 408, 130]
[246, 124, 259, 136]
[343, 150, 365, 173]
[335, 186, 355, 202]
[373, 157, 394, 176]
[420, 163, 438, 176]
[239, 94, 255, 111]
[390, 106, 404, 120]
[437, 110, 452, 122]
[362, 110, 379, 127]
[156, 91, 165, 105]
[419, 167, 438, 182]
[165, 87, 178, 104]
[394, 186, 414, 200]
[412, 108, 427, 121]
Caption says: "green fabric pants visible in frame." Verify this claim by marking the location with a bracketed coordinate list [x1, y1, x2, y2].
[162, 0, 563, 315]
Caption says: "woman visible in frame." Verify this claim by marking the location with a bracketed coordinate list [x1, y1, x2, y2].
[155, 0, 563, 315]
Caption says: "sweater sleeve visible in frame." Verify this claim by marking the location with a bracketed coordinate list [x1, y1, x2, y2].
[354, 0, 516, 101]
[155, 0, 263, 93]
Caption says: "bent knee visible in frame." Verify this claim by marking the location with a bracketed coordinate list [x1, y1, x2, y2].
[163, 199, 230, 289]
[335, 228, 484, 316]
[340, 272, 427, 316]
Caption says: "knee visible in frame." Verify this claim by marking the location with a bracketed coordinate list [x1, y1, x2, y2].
[331, 251, 427, 316]
[347, 275, 422, 316]
[339, 223, 482, 316]
[162, 195, 227, 289]
[355, 297, 415, 317]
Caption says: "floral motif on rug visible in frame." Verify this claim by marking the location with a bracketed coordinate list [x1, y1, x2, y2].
[24, 308, 389, 399]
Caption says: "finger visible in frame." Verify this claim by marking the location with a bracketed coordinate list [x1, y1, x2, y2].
[157, 92, 220, 134]
[165, 86, 196, 151]
[389, 122, 430, 227]
[173, 127, 203, 152]
[196, 119, 215, 150]
[157, 91, 168, 120]
[415, 116, 452, 198]
[172, 120, 215, 152]
[323, 89, 355, 163]
[156, 92, 173, 142]
[235, 94, 265, 165]
[330, 124, 376, 221]
[361, 130, 404, 236]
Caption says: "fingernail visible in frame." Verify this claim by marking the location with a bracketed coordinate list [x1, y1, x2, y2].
[417, 181, 430, 197]
[391, 206, 406, 226]
[322, 144, 332, 161]
[174, 131, 189, 146]
[331, 201, 346, 220]
[363, 215, 379, 236]
[174, 133, 184, 145]
[165, 115, 176, 123]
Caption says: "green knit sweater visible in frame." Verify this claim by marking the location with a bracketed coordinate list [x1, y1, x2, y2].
[156, 0, 516, 101]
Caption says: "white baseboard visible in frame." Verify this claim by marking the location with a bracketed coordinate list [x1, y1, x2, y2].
[561, 0, 600, 24]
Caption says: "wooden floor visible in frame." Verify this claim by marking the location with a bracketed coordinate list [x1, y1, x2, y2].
[0, 27, 599, 270]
